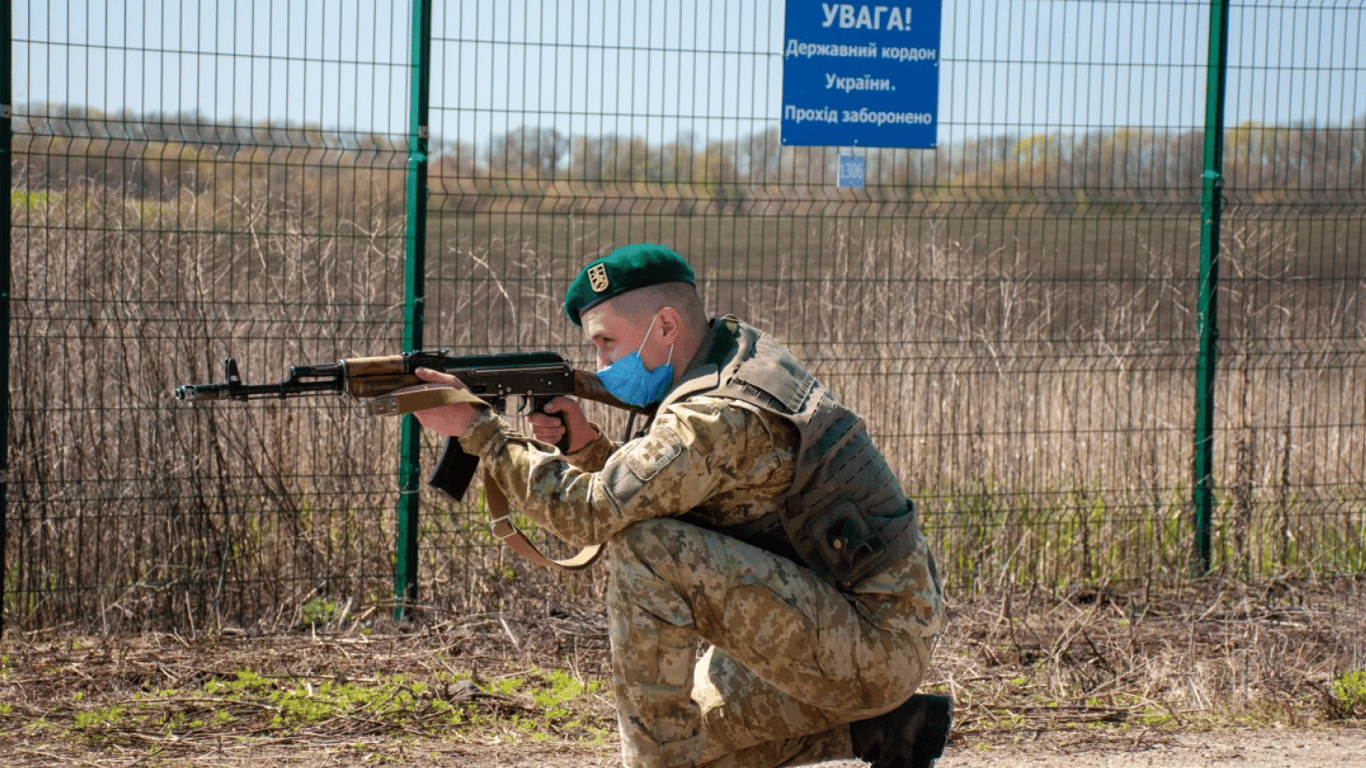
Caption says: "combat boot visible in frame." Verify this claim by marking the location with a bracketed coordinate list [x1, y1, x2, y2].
[849, 693, 952, 768]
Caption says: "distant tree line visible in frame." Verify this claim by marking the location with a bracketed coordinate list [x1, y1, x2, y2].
[12, 103, 1366, 220]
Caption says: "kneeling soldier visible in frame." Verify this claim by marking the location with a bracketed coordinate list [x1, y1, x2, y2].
[407, 244, 950, 768]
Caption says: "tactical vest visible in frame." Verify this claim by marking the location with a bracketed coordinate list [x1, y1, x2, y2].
[662, 317, 917, 589]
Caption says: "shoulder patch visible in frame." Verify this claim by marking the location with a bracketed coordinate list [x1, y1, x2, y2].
[625, 425, 685, 481]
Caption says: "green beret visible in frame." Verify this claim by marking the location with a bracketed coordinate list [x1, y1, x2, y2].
[564, 243, 696, 325]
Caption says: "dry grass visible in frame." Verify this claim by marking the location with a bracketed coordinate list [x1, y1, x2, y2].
[937, 576, 1366, 740]
[5, 188, 1364, 633]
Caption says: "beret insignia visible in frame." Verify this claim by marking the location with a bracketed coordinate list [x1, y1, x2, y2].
[588, 263, 610, 293]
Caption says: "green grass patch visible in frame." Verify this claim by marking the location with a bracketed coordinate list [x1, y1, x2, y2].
[43, 662, 612, 750]
[1330, 669, 1366, 718]
[11, 188, 60, 210]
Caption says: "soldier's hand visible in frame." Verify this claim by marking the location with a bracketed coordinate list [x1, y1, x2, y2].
[403, 367, 481, 437]
[528, 396, 598, 453]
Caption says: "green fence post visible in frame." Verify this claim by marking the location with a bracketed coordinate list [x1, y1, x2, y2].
[0, 0, 12, 638]
[1193, 0, 1231, 576]
[396, 0, 434, 621]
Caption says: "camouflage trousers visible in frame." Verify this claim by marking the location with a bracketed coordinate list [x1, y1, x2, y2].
[606, 517, 932, 768]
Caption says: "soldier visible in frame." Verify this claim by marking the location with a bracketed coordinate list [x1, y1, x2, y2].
[405, 243, 949, 768]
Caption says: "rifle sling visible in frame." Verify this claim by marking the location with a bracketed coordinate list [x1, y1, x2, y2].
[385, 384, 603, 571]
[483, 471, 604, 570]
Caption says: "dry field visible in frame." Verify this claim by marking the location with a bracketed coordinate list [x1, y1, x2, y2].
[9, 199, 1365, 633]
[2, 577, 1362, 767]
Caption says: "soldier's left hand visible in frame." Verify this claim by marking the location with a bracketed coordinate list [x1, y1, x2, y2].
[404, 367, 481, 437]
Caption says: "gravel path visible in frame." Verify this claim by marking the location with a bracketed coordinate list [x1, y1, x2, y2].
[815, 727, 1366, 768]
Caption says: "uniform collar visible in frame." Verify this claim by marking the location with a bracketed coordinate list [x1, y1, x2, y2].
[660, 316, 741, 406]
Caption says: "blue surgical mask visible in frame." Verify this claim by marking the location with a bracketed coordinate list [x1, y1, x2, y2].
[597, 314, 675, 407]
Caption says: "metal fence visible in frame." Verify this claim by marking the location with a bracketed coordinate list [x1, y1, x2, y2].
[3, 0, 1363, 634]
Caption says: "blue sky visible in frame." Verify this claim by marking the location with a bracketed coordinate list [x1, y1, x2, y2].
[14, 1, 1363, 151]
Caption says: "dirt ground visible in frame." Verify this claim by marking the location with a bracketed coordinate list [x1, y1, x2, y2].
[387, 728, 1366, 768]
[830, 728, 1366, 768]
[531, 728, 1366, 768]
[5, 728, 1366, 767]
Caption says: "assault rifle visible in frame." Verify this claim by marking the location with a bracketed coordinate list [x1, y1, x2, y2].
[177, 349, 644, 570]
[175, 349, 637, 449]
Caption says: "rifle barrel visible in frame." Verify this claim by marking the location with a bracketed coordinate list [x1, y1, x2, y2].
[174, 378, 344, 401]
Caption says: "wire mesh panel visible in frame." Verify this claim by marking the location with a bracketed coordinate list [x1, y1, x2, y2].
[7, 1, 414, 630]
[2, 1, 1362, 632]
[417, 0, 1364, 604]
[1214, 2, 1364, 576]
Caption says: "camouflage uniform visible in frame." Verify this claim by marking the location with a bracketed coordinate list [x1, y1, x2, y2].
[453, 320, 945, 768]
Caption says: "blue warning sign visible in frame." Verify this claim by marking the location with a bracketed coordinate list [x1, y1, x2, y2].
[781, 2, 943, 148]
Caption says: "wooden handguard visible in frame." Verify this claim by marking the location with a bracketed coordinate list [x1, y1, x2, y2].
[341, 355, 423, 399]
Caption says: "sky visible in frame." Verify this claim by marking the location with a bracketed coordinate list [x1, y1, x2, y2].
[13, 0, 1364, 152]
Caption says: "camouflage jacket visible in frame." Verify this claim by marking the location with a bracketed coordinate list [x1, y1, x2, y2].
[454, 322, 945, 637]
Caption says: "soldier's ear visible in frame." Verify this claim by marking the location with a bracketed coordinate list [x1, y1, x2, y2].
[657, 306, 683, 341]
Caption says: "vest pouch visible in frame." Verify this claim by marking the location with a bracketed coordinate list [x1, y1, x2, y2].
[785, 495, 893, 589]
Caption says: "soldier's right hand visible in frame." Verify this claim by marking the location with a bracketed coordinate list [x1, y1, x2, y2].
[528, 396, 598, 454]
